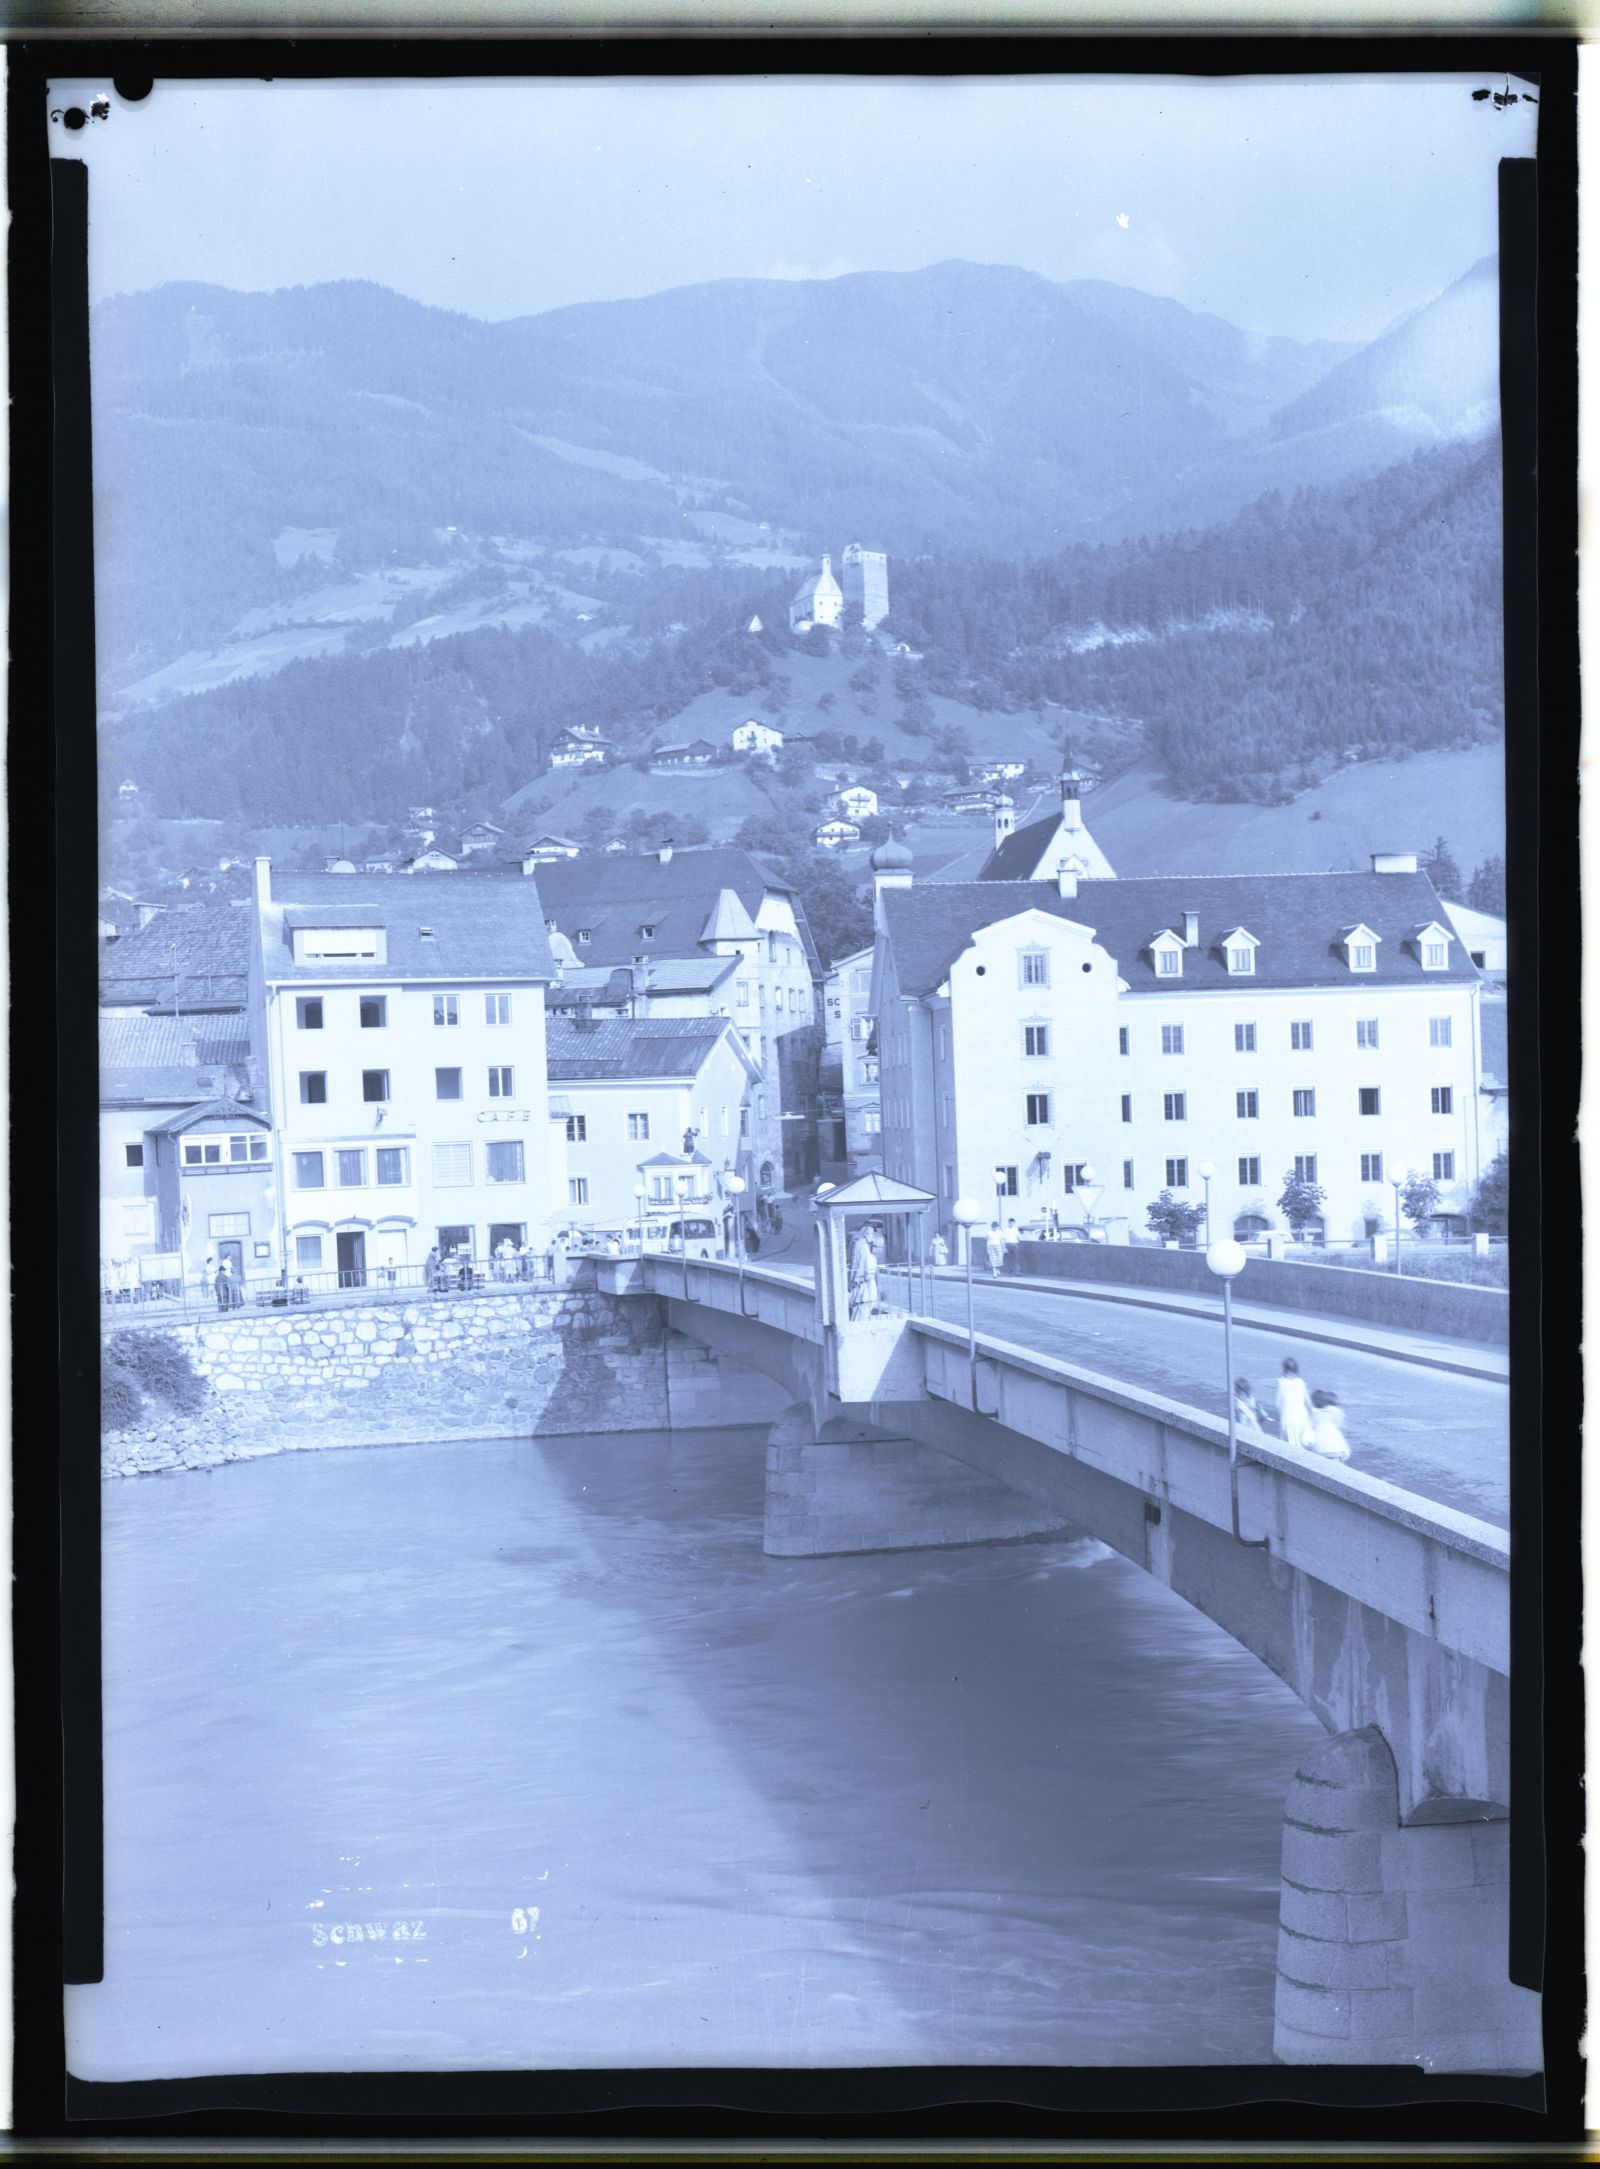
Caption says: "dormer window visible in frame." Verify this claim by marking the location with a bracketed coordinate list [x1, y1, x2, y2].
[1413, 921, 1453, 971]
[1340, 923, 1382, 973]
[1220, 927, 1260, 977]
[1149, 930, 1185, 979]
[639, 923, 656, 939]
[293, 925, 384, 963]
[577, 929, 592, 945]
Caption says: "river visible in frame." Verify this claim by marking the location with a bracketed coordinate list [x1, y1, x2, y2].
[69, 1426, 1325, 2079]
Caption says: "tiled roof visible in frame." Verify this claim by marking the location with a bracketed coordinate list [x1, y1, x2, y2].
[98, 902, 250, 1008]
[259, 870, 556, 981]
[145, 1097, 273, 1137]
[532, 847, 817, 971]
[880, 872, 1482, 999]
[546, 1016, 753, 1083]
[100, 1013, 249, 1069]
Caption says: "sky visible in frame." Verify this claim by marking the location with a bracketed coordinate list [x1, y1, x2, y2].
[49, 71, 1538, 345]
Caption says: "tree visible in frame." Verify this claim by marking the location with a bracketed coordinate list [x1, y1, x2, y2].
[1422, 834, 1464, 901]
[1467, 855, 1506, 915]
[1145, 1191, 1206, 1245]
[1399, 1170, 1441, 1232]
[1468, 1150, 1508, 1237]
[1277, 1168, 1327, 1235]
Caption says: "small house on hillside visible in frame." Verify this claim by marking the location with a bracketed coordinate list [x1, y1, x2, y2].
[650, 740, 719, 772]
[836, 785, 878, 820]
[813, 818, 862, 851]
[968, 757, 1028, 785]
[550, 726, 614, 771]
[460, 821, 506, 856]
[732, 719, 784, 755]
[520, 835, 583, 870]
[401, 849, 460, 873]
[942, 786, 998, 816]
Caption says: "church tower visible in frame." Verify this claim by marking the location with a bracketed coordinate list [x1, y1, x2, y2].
[841, 543, 890, 630]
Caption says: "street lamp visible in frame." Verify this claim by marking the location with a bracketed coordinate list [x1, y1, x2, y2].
[724, 1172, 747, 1260]
[1076, 1164, 1101, 1235]
[1391, 1173, 1405, 1277]
[632, 1181, 648, 1254]
[1198, 1160, 1216, 1247]
[952, 1195, 983, 1401]
[1205, 1237, 1268, 1549]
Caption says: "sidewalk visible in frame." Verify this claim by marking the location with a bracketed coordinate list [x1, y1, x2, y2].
[924, 1267, 1507, 1384]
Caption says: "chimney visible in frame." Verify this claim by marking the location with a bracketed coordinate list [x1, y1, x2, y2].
[1056, 863, 1078, 900]
[659, 841, 674, 864]
[572, 996, 595, 1030]
[253, 855, 272, 909]
[1183, 910, 1200, 947]
[1371, 850, 1420, 874]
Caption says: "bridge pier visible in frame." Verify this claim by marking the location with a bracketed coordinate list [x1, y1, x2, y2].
[762, 1401, 1075, 1558]
[1273, 1725, 1538, 2071]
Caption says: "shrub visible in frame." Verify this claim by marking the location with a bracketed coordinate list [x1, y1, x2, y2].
[1145, 1190, 1205, 1245]
[106, 1330, 207, 1414]
[101, 1363, 144, 1432]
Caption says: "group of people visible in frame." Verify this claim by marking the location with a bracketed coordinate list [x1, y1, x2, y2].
[1234, 1358, 1351, 1462]
[211, 1254, 245, 1310]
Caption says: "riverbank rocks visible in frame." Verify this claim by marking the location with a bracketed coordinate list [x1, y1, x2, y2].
[100, 1286, 788, 1478]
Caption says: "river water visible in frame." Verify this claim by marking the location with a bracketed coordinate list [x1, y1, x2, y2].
[69, 1426, 1325, 2079]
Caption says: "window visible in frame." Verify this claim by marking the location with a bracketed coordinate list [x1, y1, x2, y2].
[565, 1114, 587, 1143]
[487, 1140, 525, 1184]
[299, 1071, 327, 1105]
[627, 1112, 650, 1141]
[433, 994, 459, 1027]
[1161, 1024, 1184, 1055]
[1163, 1092, 1186, 1122]
[435, 1068, 463, 1101]
[1350, 944, 1375, 971]
[296, 997, 324, 1030]
[1356, 1019, 1380, 1049]
[295, 927, 381, 963]
[181, 1140, 223, 1167]
[1429, 1016, 1453, 1048]
[1118, 1027, 1129, 1056]
[1165, 1157, 1188, 1188]
[1360, 1153, 1384, 1182]
[337, 1149, 366, 1188]
[1157, 949, 1182, 977]
[998, 1166, 1019, 1197]
[1122, 1159, 1134, 1190]
[1358, 1088, 1381, 1116]
[1024, 1024, 1049, 1058]
[208, 1211, 250, 1237]
[1121, 1094, 1132, 1123]
[576, 930, 592, 946]
[186, 1133, 266, 1167]
[1291, 1021, 1314, 1051]
[1236, 1090, 1259, 1120]
[1293, 1089, 1317, 1118]
[488, 1066, 515, 1098]
[485, 993, 511, 1026]
[1025, 1092, 1052, 1126]
[1431, 1086, 1454, 1115]
[1293, 1154, 1318, 1183]
[436, 1224, 472, 1256]
[1019, 949, 1049, 988]
[1235, 1022, 1256, 1053]
[1238, 1156, 1261, 1186]
[296, 1235, 324, 1269]
[292, 1151, 325, 1189]
[639, 923, 656, 940]
[1424, 942, 1448, 969]
[432, 1142, 472, 1187]
[1227, 946, 1255, 976]
[124, 1143, 143, 1168]
[362, 1069, 389, 1103]
[360, 996, 386, 1029]
[568, 1177, 590, 1206]
[1062, 1164, 1090, 1192]
[758, 985, 767, 1011]
[736, 981, 750, 1009]
[376, 1147, 409, 1186]
[1433, 1152, 1456, 1181]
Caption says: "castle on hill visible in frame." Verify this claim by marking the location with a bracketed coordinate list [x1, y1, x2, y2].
[789, 544, 890, 634]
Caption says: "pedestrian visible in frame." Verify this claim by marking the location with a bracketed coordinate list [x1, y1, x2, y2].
[986, 1220, 1003, 1276]
[1233, 1376, 1272, 1438]
[930, 1232, 949, 1270]
[425, 1245, 441, 1293]
[214, 1256, 233, 1311]
[1274, 1358, 1317, 1451]
[518, 1238, 536, 1281]
[1003, 1218, 1021, 1274]
[744, 1221, 761, 1258]
[495, 1236, 516, 1281]
[1309, 1389, 1352, 1462]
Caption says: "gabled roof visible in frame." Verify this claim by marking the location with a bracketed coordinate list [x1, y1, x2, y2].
[637, 1148, 716, 1170]
[145, 1098, 272, 1137]
[534, 847, 817, 971]
[546, 1015, 759, 1083]
[978, 805, 1117, 882]
[258, 870, 556, 981]
[879, 872, 1481, 999]
[98, 901, 250, 1010]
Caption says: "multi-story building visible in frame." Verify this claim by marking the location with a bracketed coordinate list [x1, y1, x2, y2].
[819, 944, 882, 1177]
[869, 846, 1488, 1251]
[248, 861, 560, 1283]
[547, 1016, 761, 1236]
[732, 719, 784, 755]
[530, 845, 822, 1190]
[840, 542, 890, 631]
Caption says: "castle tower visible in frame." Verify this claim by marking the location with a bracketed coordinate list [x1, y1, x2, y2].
[841, 542, 890, 631]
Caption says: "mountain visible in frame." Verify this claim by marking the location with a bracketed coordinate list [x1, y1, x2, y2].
[89, 259, 1494, 702]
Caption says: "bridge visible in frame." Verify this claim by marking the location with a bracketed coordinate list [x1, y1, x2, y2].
[594, 1207, 1536, 2076]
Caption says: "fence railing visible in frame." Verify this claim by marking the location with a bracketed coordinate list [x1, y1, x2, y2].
[101, 1256, 557, 1324]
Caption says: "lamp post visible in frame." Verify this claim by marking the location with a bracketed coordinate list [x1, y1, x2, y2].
[1199, 1160, 1216, 1247]
[632, 1181, 647, 1254]
[725, 1172, 748, 1310]
[1076, 1165, 1101, 1236]
[1206, 1237, 1267, 1548]
[1391, 1173, 1405, 1277]
[953, 1196, 983, 1404]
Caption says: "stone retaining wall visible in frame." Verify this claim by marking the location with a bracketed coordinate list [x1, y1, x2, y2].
[102, 1283, 789, 1478]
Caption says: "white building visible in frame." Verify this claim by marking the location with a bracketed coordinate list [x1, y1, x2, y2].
[732, 719, 785, 755]
[868, 845, 1489, 1252]
[789, 554, 844, 634]
[248, 861, 560, 1281]
[836, 785, 879, 820]
[1443, 897, 1508, 978]
[977, 766, 1117, 883]
[549, 726, 614, 770]
[460, 821, 506, 856]
[547, 1015, 761, 1237]
[814, 819, 862, 851]
[820, 942, 883, 1177]
[520, 835, 583, 869]
[840, 542, 890, 631]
